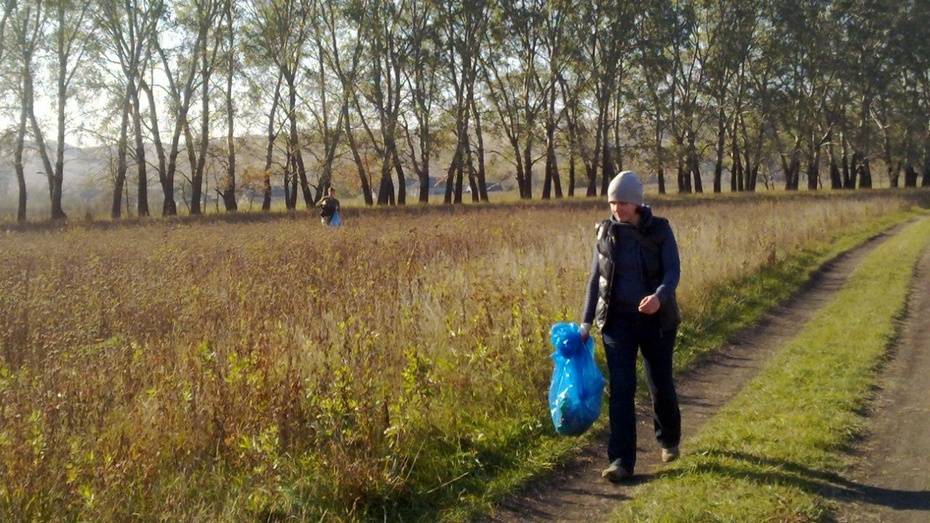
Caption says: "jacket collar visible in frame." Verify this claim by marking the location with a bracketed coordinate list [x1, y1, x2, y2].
[609, 205, 654, 230]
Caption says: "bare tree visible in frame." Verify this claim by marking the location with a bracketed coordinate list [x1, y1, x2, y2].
[539, 0, 572, 200]
[344, 0, 413, 206]
[220, 0, 237, 211]
[303, 0, 353, 204]
[7, 0, 43, 222]
[315, 0, 371, 205]
[189, 1, 225, 215]
[439, 0, 487, 204]
[400, 0, 441, 204]
[481, 0, 547, 200]
[146, 0, 224, 216]
[11, 0, 90, 221]
[97, 0, 163, 218]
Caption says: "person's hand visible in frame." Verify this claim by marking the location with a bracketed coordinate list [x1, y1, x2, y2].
[638, 294, 661, 315]
[579, 323, 590, 343]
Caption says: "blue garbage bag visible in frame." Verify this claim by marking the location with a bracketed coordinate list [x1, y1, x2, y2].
[329, 210, 342, 228]
[548, 322, 605, 436]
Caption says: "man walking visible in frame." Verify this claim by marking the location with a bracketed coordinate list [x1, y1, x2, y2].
[318, 187, 341, 227]
[579, 171, 682, 482]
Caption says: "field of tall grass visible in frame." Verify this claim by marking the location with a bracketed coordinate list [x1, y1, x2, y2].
[0, 191, 927, 520]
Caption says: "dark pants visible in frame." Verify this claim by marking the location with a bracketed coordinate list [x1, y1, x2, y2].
[602, 312, 681, 472]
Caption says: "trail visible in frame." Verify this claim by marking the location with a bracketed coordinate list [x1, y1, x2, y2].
[483, 226, 906, 523]
[835, 244, 930, 522]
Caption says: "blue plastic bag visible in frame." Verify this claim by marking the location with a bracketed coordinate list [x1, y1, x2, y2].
[548, 322, 605, 436]
[329, 210, 342, 228]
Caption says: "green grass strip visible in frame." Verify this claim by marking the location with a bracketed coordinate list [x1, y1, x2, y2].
[614, 217, 930, 522]
[434, 209, 928, 521]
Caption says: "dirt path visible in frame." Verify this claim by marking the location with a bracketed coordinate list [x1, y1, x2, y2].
[482, 227, 904, 523]
[834, 245, 930, 523]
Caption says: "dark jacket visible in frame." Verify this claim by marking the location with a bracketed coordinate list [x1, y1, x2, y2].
[319, 196, 340, 218]
[582, 206, 681, 332]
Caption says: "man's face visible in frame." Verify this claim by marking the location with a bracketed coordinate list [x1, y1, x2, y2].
[610, 201, 638, 222]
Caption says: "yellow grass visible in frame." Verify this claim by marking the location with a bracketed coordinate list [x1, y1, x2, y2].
[0, 191, 925, 520]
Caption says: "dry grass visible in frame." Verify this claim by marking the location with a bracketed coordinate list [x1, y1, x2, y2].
[0, 192, 924, 520]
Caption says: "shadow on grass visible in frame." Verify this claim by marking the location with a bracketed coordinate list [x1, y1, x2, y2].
[665, 449, 930, 513]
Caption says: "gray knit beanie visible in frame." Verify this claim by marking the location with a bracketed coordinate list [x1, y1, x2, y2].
[607, 171, 644, 205]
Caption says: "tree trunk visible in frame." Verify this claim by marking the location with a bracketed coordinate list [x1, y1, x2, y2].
[783, 154, 794, 191]
[14, 102, 27, 223]
[600, 131, 613, 196]
[904, 162, 918, 187]
[314, 108, 345, 204]
[414, 109, 430, 203]
[285, 73, 312, 209]
[222, 2, 236, 212]
[141, 79, 175, 216]
[522, 141, 534, 199]
[444, 139, 461, 204]
[806, 154, 819, 191]
[730, 116, 740, 192]
[112, 90, 131, 219]
[392, 137, 406, 205]
[690, 153, 703, 193]
[453, 152, 464, 204]
[543, 130, 562, 199]
[568, 149, 576, 197]
[377, 149, 395, 206]
[262, 75, 282, 211]
[183, 113, 198, 196]
[446, 83, 471, 204]
[344, 104, 373, 205]
[191, 48, 214, 215]
[592, 106, 604, 196]
[713, 108, 726, 193]
[417, 158, 429, 204]
[656, 112, 665, 195]
[465, 138, 479, 202]
[688, 131, 702, 193]
[842, 133, 854, 189]
[807, 133, 823, 190]
[748, 164, 759, 192]
[857, 94, 873, 189]
[472, 98, 488, 202]
[889, 161, 901, 188]
[677, 152, 688, 193]
[731, 132, 743, 193]
[23, 58, 61, 220]
[52, 48, 69, 220]
[284, 152, 296, 210]
[830, 153, 842, 190]
[543, 76, 560, 200]
[130, 80, 150, 217]
[857, 156, 872, 189]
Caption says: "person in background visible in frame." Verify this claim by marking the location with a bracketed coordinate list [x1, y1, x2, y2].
[318, 187, 341, 227]
[579, 170, 682, 483]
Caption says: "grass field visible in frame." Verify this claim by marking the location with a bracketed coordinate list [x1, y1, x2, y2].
[0, 190, 928, 520]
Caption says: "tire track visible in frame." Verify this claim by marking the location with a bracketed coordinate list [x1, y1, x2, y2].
[835, 242, 930, 523]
